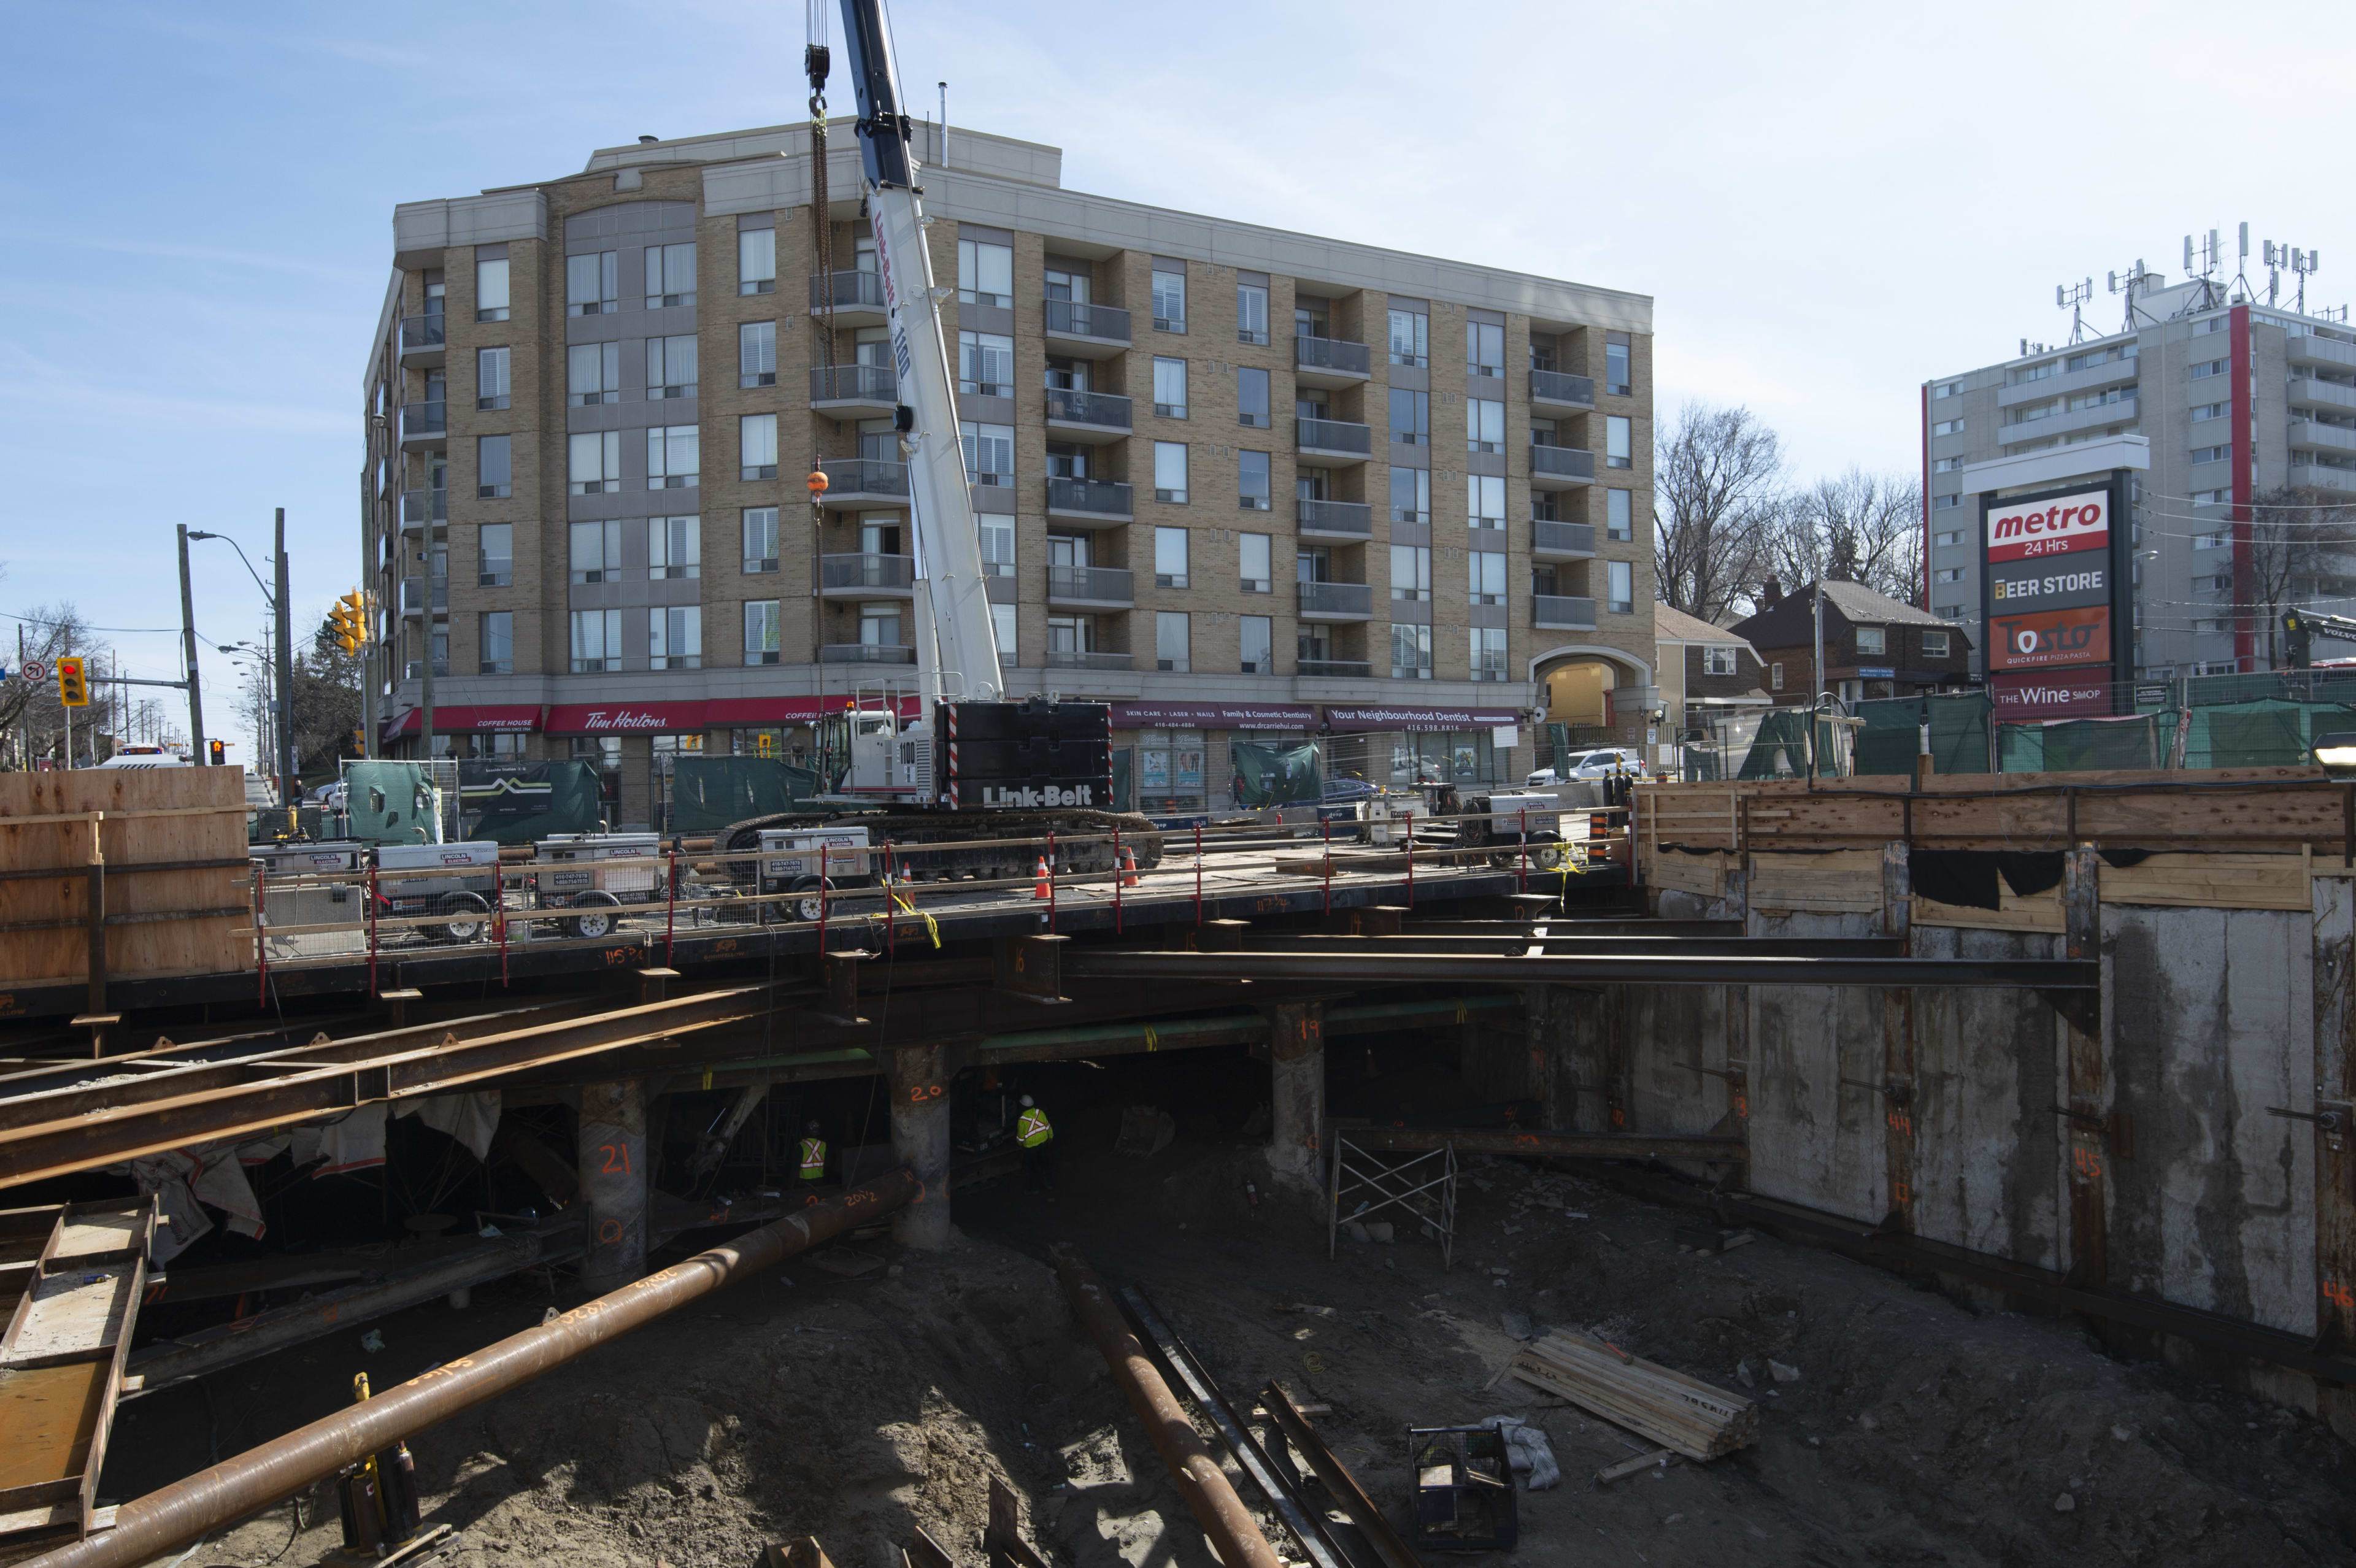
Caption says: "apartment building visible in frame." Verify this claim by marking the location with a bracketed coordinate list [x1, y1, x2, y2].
[1922, 266, 2356, 691]
[362, 123, 1656, 826]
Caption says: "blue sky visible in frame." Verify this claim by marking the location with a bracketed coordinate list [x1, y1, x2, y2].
[4, 1, 2350, 751]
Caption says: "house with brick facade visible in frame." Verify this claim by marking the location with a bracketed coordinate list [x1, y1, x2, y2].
[1728, 580, 1973, 706]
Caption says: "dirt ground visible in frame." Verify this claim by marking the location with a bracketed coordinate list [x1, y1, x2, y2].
[110, 1088, 2356, 1568]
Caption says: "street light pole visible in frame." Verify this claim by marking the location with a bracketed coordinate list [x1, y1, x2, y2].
[274, 507, 296, 798]
[177, 525, 207, 764]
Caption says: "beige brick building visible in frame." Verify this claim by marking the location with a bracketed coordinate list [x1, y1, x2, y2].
[362, 123, 1657, 825]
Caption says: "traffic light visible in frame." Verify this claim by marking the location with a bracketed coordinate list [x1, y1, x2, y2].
[331, 590, 368, 655]
[209, 739, 226, 766]
[56, 656, 88, 708]
[2286, 609, 2314, 670]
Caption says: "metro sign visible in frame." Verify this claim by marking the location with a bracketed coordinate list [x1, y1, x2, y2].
[1985, 487, 2110, 564]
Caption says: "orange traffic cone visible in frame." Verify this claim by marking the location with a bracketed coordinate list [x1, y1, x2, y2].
[1120, 845, 1140, 887]
[1033, 855, 1052, 899]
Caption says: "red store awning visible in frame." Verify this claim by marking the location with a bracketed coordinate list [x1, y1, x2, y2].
[380, 704, 543, 738]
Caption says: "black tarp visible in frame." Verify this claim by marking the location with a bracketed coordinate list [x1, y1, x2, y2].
[458, 760, 607, 844]
[664, 756, 823, 835]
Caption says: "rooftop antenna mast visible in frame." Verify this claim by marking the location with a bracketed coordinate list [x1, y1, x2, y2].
[2107, 259, 2151, 334]
[2056, 277, 2093, 344]
[2233, 221, 2254, 303]
[2183, 227, 2225, 311]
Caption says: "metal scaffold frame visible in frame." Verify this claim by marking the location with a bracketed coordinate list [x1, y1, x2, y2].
[1328, 1125, 1457, 1269]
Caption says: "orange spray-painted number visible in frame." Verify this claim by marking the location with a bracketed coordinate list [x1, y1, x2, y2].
[598, 1143, 631, 1175]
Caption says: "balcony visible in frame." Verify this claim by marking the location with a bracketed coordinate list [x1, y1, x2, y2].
[1998, 400, 2138, 447]
[1047, 476, 1134, 525]
[1531, 520, 1596, 559]
[1043, 299, 1131, 358]
[817, 457, 910, 509]
[1048, 649, 1134, 671]
[2291, 377, 2356, 413]
[809, 269, 889, 326]
[2287, 464, 2356, 493]
[1296, 498, 1372, 540]
[2289, 418, 2356, 453]
[1996, 356, 2138, 407]
[1046, 387, 1133, 444]
[820, 643, 917, 666]
[402, 661, 452, 680]
[2287, 332, 2356, 372]
[399, 577, 449, 620]
[810, 363, 898, 417]
[1294, 336, 1371, 388]
[1296, 417, 1373, 466]
[820, 553, 917, 598]
[1534, 594, 1598, 630]
[1529, 443, 1596, 489]
[400, 487, 448, 531]
[1297, 580, 1374, 621]
[1047, 564, 1134, 609]
[399, 313, 446, 369]
[1530, 368, 1594, 410]
[398, 400, 446, 450]
[1298, 659, 1372, 678]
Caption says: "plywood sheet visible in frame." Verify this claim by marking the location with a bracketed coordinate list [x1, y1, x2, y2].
[2100, 852, 2312, 912]
[1749, 851, 1884, 914]
[1912, 882, 2065, 933]
[1644, 850, 1728, 899]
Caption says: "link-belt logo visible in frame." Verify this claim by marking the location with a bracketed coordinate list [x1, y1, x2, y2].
[981, 784, 1096, 807]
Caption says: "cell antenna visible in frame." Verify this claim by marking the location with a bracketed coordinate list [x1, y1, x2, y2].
[2057, 277, 2093, 344]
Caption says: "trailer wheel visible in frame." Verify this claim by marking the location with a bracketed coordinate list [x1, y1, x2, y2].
[566, 893, 623, 940]
[787, 877, 835, 923]
[429, 892, 492, 943]
[1530, 844, 1565, 870]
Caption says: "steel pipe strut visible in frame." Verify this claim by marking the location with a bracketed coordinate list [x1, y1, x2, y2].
[1060, 950, 2100, 990]
[1051, 1248, 1284, 1568]
[21, 1169, 923, 1568]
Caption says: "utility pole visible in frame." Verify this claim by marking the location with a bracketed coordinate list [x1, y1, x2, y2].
[274, 507, 296, 799]
[177, 525, 207, 763]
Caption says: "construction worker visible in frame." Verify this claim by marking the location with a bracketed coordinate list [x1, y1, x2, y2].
[798, 1120, 828, 1187]
[1017, 1094, 1058, 1195]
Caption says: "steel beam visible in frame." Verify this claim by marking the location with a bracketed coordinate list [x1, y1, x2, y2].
[1245, 934, 1907, 958]
[1060, 950, 2099, 990]
[1342, 1125, 1748, 1163]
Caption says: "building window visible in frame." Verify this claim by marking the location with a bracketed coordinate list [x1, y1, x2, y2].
[569, 520, 622, 584]
[1391, 544, 1431, 602]
[2188, 359, 2227, 380]
[859, 601, 902, 648]
[569, 341, 620, 405]
[647, 334, 698, 398]
[1933, 455, 1965, 473]
[569, 607, 622, 672]
[1605, 415, 1633, 469]
[649, 515, 700, 579]
[566, 250, 618, 315]
[1933, 417, 1963, 436]
[1241, 614, 1273, 674]
[1466, 320, 1504, 379]
[738, 228, 776, 294]
[1469, 550, 1506, 605]
[1238, 283, 1269, 345]
[741, 507, 779, 573]
[1855, 626, 1886, 655]
[743, 601, 782, 664]
[2193, 531, 2227, 550]
[1466, 398, 1504, 453]
[1238, 366, 1271, 428]
[1390, 623, 1433, 680]
[479, 523, 512, 587]
[476, 347, 510, 410]
[1703, 645, 1738, 676]
[1932, 493, 1961, 511]
[1391, 466, 1431, 524]
[650, 605, 703, 669]
[1933, 380, 1961, 398]
[1467, 475, 1504, 528]
[1154, 441, 1189, 503]
[740, 321, 777, 388]
[1240, 532, 1272, 594]
[479, 610, 513, 674]
[1239, 450, 1272, 510]
[2191, 445, 2230, 465]
[476, 434, 512, 499]
[1934, 566, 1964, 583]
[979, 517, 1015, 578]
[1770, 661, 1784, 691]
[569, 430, 621, 494]
[1934, 529, 1965, 547]
[1152, 266, 1186, 332]
[1605, 337, 1632, 396]
[647, 425, 699, 488]
[1607, 488, 1633, 540]
[1922, 630, 1950, 658]
[1153, 356, 1188, 418]
[740, 413, 778, 480]
[2191, 488, 2234, 507]
[1388, 307, 1430, 367]
[960, 421, 1014, 486]
[1607, 559, 1633, 613]
[958, 331, 1014, 396]
[989, 602, 1017, 661]
[1470, 626, 1507, 682]
[957, 239, 1012, 308]
[1156, 610, 1190, 671]
[2191, 402, 2227, 422]
[474, 255, 510, 321]
[1388, 388, 1430, 446]
[1155, 526, 1190, 588]
[644, 242, 696, 309]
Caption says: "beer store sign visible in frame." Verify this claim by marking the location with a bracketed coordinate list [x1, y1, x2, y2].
[1990, 560, 2109, 613]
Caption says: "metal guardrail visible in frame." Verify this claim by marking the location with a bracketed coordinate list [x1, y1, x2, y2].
[1297, 499, 1372, 536]
[819, 553, 915, 591]
[1298, 580, 1373, 617]
[1529, 367, 1594, 405]
[818, 458, 910, 499]
[1530, 444, 1596, 480]
[1297, 417, 1372, 455]
[1295, 337, 1371, 376]
[1532, 520, 1595, 556]
[1047, 387, 1133, 429]
[1534, 594, 1598, 629]
[1048, 476, 1133, 517]
[810, 364, 895, 402]
[1047, 564, 1135, 603]
[1044, 299, 1131, 341]
[818, 642, 917, 664]
[808, 270, 886, 310]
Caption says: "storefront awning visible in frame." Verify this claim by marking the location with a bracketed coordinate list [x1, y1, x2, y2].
[1108, 702, 1318, 728]
[1322, 705, 1526, 733]
[380, 704, 542, 738]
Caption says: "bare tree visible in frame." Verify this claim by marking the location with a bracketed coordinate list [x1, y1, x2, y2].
[1764, 468, 1925, 605]
[1652, 402, 1785, 623]
[287, 612, 364, 782]
[2249, 485, 2356, 666]
[0, 600, 118, 769]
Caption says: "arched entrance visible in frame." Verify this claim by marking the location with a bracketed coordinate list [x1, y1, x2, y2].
[1530, 645, 1653, 743]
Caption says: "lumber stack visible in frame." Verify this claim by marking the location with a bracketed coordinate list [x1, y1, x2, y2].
[1507, 1330, 1757, 1461]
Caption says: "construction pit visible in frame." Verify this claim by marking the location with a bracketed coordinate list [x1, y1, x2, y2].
[4, 766, 2356, 1567]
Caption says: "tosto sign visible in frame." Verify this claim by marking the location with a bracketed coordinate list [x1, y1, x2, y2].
[1985, 487, 2110, 563]
[1989, 604, 2111, 671]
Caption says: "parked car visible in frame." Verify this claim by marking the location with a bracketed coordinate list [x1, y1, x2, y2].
[1526, 747, 1644, 786]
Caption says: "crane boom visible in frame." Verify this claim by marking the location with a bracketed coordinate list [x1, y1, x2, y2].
[835, 0, 1001, 712]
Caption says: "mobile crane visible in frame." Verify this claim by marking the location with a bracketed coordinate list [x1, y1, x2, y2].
[717, 0, 1161, 900]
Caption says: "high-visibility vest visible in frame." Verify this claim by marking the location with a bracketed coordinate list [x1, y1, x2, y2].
[1017, 1107, 1054, 1148]
[798, 1137, 826, 1180]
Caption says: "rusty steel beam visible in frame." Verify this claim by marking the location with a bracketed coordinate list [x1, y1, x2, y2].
[1344, 1125, 1749, 1163]
[1051, 1248, 1284, 1568]
[1060, 949, 2099, 990]
[1246, 934, 1906, 958]
[18, 1169, 920, 1568]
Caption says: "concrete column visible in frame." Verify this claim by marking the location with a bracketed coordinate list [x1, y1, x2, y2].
[1266, 1001, 1326, 1201]
[577, 1079, 649, 1294]
[888, 1043, 953, 1248]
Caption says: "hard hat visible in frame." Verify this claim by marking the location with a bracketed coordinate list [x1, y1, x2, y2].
[805, 1120, 821, 1133]
[1020, 1094, 1035, 1107]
